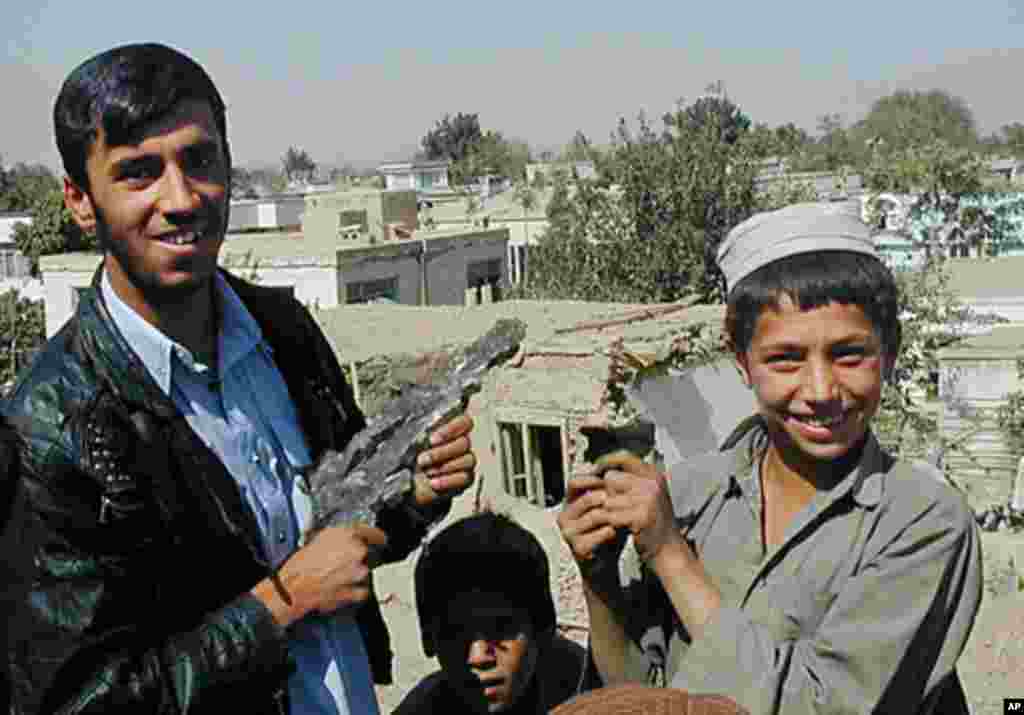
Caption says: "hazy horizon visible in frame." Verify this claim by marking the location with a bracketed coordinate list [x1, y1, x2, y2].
[4, 0, 1023, 174]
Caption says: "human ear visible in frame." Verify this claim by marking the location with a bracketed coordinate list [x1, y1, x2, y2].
[63, 177, 96, 234]
[733, 351, 752, 388]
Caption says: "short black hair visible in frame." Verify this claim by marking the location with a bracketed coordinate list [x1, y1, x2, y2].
[725, 250, 901, 358]
[414, 512, 556, 658]
[54, 42, 230, 191]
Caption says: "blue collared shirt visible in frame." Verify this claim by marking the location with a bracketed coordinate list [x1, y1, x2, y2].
[101, 272, 379, 715]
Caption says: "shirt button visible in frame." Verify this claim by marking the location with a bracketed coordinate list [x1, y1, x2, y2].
[251, 454, 261, 464]
[277, 530, 288, 544]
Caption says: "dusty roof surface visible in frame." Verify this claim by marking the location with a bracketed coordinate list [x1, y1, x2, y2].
[316, 300, 725, 414]
[939, 323, 1024, 358]
[946, 257, 1024, 300]
[426, 188, 555, 223]
[314, 300, 724, 364]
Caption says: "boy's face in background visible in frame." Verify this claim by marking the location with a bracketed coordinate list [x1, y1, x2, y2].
[734, 296, 890, 476]
[438, 592, 540, 713]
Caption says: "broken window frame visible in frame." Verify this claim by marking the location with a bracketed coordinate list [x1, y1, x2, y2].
[495, 414, 570, 508]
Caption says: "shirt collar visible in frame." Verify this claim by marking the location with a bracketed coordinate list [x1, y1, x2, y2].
[721, 414, 887, 510]
[101, 271, 267, 395]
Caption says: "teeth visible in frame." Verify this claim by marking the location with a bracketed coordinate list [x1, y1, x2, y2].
[160, 231, 198, 245]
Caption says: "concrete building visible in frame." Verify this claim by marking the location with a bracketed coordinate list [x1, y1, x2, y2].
[989, 157, 1024, 184]
[524, 160, 597, 185]
[938, 324, 1024, 508]
[39, 189, 510, 337]
[946, 256, 1024, 323]
[303, 189, 419, 243]
[227, 195, 306, 233]
[377, 160, 450, 194]
[422, 188, 553, 285]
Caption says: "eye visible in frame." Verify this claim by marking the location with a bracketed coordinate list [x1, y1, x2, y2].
[834, 346, 868, 364]
[765, 352, 800, 364]
[115, 158, 161, 183]
[185, 144, 223, 175]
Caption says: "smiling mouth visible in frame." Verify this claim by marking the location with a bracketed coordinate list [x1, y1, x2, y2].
[789, 412, 847, 429]
[156, 229, 207, 246]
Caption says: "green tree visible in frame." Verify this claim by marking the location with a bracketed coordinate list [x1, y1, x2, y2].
[861, 139, 1016, 258]
[872, 263, 971, 465]
[561, 130, 598, 162]
[682, 83, 752, 146]
[230, 166, 259, 199]
[522, 94, 763, 304]
[0, 162, 60, 212]
[1000, 122, 1024, 158]
[856, 90, 978, 152]
[459, 132, 532, 183]
[281, 146, 316, 183]
[420, 112, 484, 165]
[12, 188, 94, 274]
[0, 289, 45, 386]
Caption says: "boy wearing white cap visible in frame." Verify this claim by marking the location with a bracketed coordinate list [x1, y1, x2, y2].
[558, 202, 982, 714]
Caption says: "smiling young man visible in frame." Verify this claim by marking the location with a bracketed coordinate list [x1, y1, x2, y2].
[394, 512, 599, 715]
[1, 43, 476, 715]
[558, 202, 982, 714]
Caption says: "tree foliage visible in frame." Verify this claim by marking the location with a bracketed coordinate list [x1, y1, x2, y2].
[521, 94, 773, 304]
[0, 289, 45, 387]
[421, 113, 532, 184]
[420, 112, 484, 165]
[999, 122, 1024, 158]
[281, 146, 316, 182]
[681, 83, 751, 146]
[561, 130, 599, 162]
[857, 90, 978, 153]
[862, 138, 1024, 255]
[230, 167, 260, 199]
[872, 263, 971, 464]
[0, 160, 60, 212]
[459, 132, 531, 184]
[12, 188, 94, 273]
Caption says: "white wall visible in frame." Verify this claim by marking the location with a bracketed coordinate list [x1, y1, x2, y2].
[42, 269, 96, 337]
[384, 174, 414, 191]
[42, 262, 337, 337]
[963, 297, 1024, 323]
[0, 214, 32, 243]
[242, 265, 338, 309]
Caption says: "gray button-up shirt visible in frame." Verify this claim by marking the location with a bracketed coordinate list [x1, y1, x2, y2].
[619, 417, 982, 715]
[102, 273, 378, 715]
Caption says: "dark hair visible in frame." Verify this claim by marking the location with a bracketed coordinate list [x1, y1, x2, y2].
[725, 250, 901, 358]
[54, 43, 230, 190]
[414, 511, 556, 657]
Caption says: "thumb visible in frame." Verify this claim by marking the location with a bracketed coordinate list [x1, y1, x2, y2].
[352, 524, 389, 549]
[594, 449, 650, 475]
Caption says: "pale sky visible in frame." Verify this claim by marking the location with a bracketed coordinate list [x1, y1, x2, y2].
[3, 0, 1023, 173]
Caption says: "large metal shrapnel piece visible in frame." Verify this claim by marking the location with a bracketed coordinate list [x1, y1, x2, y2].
[306, 318, 526, 533]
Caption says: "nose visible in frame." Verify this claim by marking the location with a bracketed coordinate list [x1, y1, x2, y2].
[158, 163, 201, 220]
[805, 357, 838, 403]
[467, 639, 497, 668]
